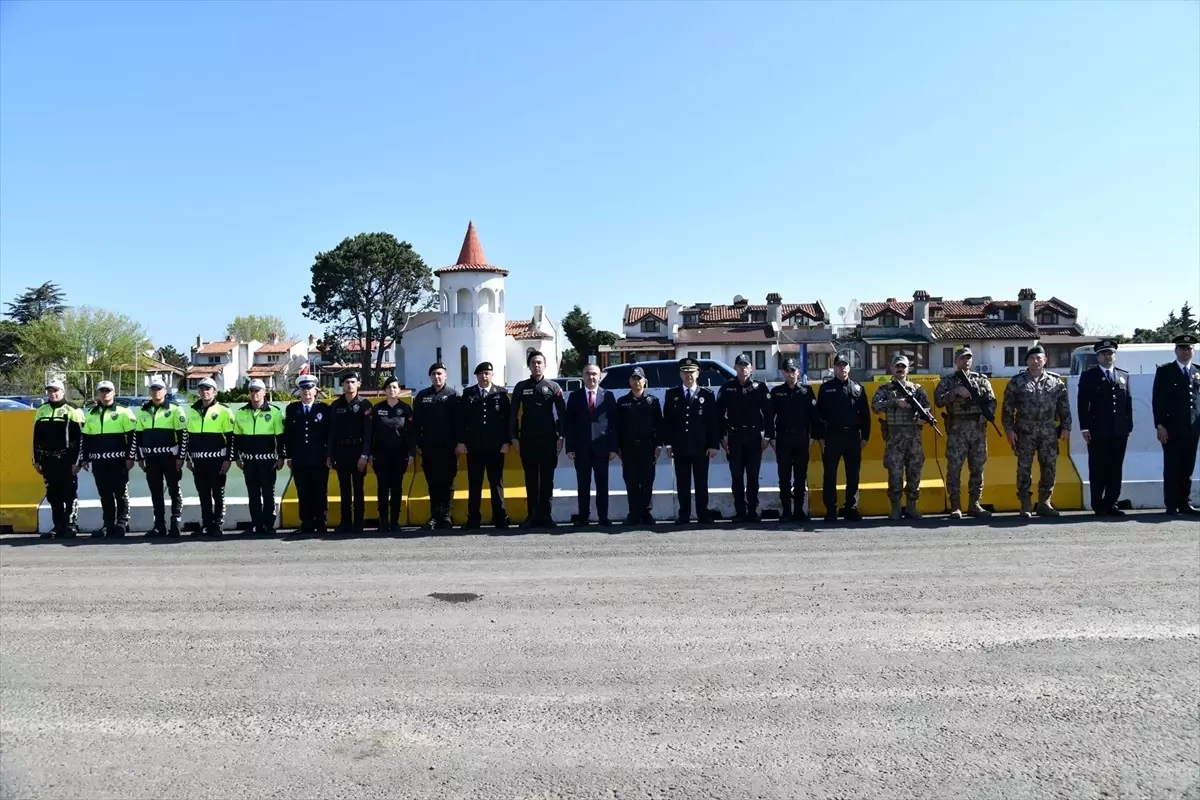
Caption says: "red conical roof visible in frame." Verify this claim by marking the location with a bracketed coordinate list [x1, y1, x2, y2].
[434, 220, 509, 277]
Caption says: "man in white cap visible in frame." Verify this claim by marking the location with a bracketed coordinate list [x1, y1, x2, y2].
[81, 379, 137, 537]
[135, 375, 188, 536]
[184, 376, 235, 535]
[32, 378, 84, 538]
[233, 379, 285, 534]
[283, 374, 332, 533]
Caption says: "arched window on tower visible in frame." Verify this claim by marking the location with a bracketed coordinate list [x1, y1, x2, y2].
[441, 292, 450, 314]
[497, 289, 505, 314]
[460, 345, 469, 387]
[478, 288, 496, 313]
[456, 288, 472, 319]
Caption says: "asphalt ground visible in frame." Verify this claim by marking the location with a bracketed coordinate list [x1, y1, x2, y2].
[1, 513, 1198, 800]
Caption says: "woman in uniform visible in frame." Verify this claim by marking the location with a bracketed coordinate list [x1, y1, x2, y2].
[371, 377, 415, 530]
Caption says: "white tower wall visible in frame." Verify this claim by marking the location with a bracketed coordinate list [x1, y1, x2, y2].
[436, 272, 507, 388]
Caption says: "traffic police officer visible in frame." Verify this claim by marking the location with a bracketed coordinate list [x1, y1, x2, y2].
[185, 377, 235, 535]
[1151, 333, 1199, 514]
[769, 358, 818, 522]
[233, 379, 285, 534]
[1002, 345, 1071, 518]
[1077, 339, 1132, 515]
[82, 379, 137, 537]
[717, 354, 773, 523]
[414, 362, 460, 530]
[32, 378, 83, 538]
[933, 347, 996, 519]
[371, 376, 415, 531]
[815, 352, 871, 521]
[457, 361, 510, 530]
[327, 372, 373, 532]
[509, 350, 566, 527]
[663, 357, 720, 524]
[135, 375, 187, 537]
[284, 374, 332, 533]
[615, 366, 664, 525]
[871, 354, 931, 520]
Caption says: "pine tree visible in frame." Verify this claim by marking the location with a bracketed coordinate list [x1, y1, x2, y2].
[1177, 301, 1197, 334]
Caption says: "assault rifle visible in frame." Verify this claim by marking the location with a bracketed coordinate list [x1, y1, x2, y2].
[955, 370, 1003, 437]
[893, 380, 942, 437]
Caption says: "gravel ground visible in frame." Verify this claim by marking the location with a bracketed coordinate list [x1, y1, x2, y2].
[1, 514, 1198, 800]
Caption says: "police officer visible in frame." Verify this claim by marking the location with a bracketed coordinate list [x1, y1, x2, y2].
[815, 352, 871, 522]
[82, 380, 137, 538]
[457, 361, 510, 530]
[871, 354, 931, 520]
[717, 354, 773, 523]
[32, 379, 83, 539]
[1151, 333, 1199, 514]
[769, 358, 818, 522]
[510, 350, 566, 527]
[284, 374, 332, 533]
[1002, 345, 1071, 518]
[934, 347, 996, 519]
[414, 362, 459, 530]
[233, 379, 284, 534]
[371, 376, 415, 531]
[663, 357, 720, 524]
[615, 366, 663, 525]
[135, 376, 187, 537]
[327, 372, 373, 532]
[1077, 339, 1132, 515]
[185, 377, 235, 535]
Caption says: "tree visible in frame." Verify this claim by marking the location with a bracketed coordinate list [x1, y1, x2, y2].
[302, 232, 435, 387]
[20, 306, 150, 394]
[226, 314, 292, 342]
[559, 306, 619, 377]
[0, 320, 22, 375]
[1127, 302, 1200, 343]
[4, 281, 67, 325]
[155, 344, 189, 371]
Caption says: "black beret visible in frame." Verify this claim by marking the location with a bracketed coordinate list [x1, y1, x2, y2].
[474, 361, 493, 374]
[1027, 345, 1045, 357]
[428, 362, 446, 375]
[343, 371, 360, 381]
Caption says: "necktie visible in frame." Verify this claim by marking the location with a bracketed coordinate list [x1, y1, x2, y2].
[588, 390, 595, 411]
[685, 389, 691, 402]
[303, 404, 311, 415]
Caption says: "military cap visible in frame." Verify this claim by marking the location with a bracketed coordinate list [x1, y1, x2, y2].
[954, 346, 973, 359]
[630, 366, 646, 379]
[677, 357, 699, 372]
[526, 350, 544, 365]
[428, 362, 447, 375]
[474, 361, 493, 374]
[782, 357, 799, 370]
[296, 374, 317, 388]
[1094, 339, 1118, 353]
[734, 353, 751, 366]
[892, 354, 910, 367]
[343, 371, 360, 381]
[148, 375, 167, 389]
[833, 351, 850, 366]
[382, 375, 400, 388]
[1026, 345, 1045, 358]
[247, 378, 266, 391]
[45, 379, 64, 391]
[197, 377, 216, 389]
[1174, 333, 1198, 346]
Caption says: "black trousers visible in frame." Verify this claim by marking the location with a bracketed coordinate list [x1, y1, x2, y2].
[520, 437, 558, 522]
[673, 454, 710, 520]
[1163, 432, 1199, 511]
[145, 458, 183, 529]
[1087, 433, 1128, 512]
[621, 444, 656, 520]
[192, 460, 227, 531]
[333, 465, 365, 531]
[93, 460, 130, 532]
[466, 450, 506, 523]
[293, 464, 329, 532]
[243, 460, 278, 531]
[727, 429, 764, 515]
[421, 446, 458, 522]
[822, 429, 863, 512]
[41, 457, 78, 533]
[777, 435, 812, 513]
[574, 451, 610, 521]
[373, 457, 408, 528]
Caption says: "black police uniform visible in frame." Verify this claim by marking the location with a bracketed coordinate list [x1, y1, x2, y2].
[615, 390, 663, 524]
[1151, 335, 1200, 513]
[663, 379, 720, 523]
[414, 383, 460, 528]
[371, 399, 414, 531]
[770, 380, 819, 520]
[458, 380, 510, 528]
[815, 373, 871, 519]
[1077, 343, 1132, 514]
[717, 374, 774, 521]
[327, 392, 373, 531]
[32, 400, 83, 538]
[137, 400, 188, 536]
[283, 397, 332, 533]
[510, 376, 566, 526]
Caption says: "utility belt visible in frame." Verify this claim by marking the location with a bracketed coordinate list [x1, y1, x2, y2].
[188, 450, 229, 461]
[89, 451, 129, 461]
[333, 437, 363, 446]
[239, 452, 279, 462]
[140, 446, 179, 458]
[35, 448, 73, 460]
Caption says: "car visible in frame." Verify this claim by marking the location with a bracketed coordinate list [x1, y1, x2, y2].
[0, 395, 42, 408]
[599, 359, 736, 390]
[0, 398, 32, 411]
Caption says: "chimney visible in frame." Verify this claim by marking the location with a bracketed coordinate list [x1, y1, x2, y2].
[533, 305, 544, 327]
[766, 292, 783, 330]
[912, 290, 932, 336]
[226, 334, 235, 342]
[307, 333, 316, 347]
[268, 331, 278, 344]
[195, 335, 203, 350]
[665, 300, 682, 336]
[1018, 288, 1036, 324]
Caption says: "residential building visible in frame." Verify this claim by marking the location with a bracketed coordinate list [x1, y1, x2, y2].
[245, 333, 309, 390]
[186, 335, 260, 391]
[112, 353, 186, 393]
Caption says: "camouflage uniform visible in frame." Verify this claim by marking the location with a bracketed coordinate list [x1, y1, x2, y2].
[1003, 369, 1072, 514]
[934, 371, 996, 513]
[871, 379, 929, 513]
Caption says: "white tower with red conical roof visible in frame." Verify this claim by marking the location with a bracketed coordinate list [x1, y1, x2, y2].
[433, 221, 509, 387]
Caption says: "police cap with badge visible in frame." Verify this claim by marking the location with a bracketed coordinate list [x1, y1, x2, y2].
[296, 374, 317, 389]
[782, 358, 799, 371]
[1094, 339, 1118, 353]
[1175, 334, 1198, 347]
[734, 353, 751, 367]
[677, 357, 699, 372]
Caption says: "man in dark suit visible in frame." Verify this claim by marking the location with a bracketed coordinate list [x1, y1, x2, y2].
[283, 374, 332, 533]
[663, 357, 721, 524]
[564, 363, 617, 525]
[1077, 339, 1133, 515]
[1152, 333, 1200, 514]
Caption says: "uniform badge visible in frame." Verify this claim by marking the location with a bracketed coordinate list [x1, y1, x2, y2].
[210, 412, 218, 419]
[315, 413, 323, 421]
[541, 386, 550, 395]
[264, 413, 271, 421]
[363, 407, 371, 415]
[698, 397, 705, 404]
[110, 413, 118, 421]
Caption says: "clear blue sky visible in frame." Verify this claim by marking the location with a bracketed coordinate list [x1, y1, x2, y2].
[2, 0, 1196, 350]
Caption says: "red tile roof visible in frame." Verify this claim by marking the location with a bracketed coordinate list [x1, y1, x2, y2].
[433, 221, 509, 278]
[246, 364, 287, 377]
[194, 340, 237, 355]
[861, 296, 1078, 321]
[255, 340, 300, 355]
[114, 356, 184, 374]
[506, 320, 553, 340]
[674, 325, 774, 345]
[624, 300, 827, 326]
[625, 307, 668, 325]
[185, 366, 221, 377]
[931, 322, 1038, 340]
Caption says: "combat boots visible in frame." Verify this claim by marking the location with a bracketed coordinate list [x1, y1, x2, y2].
[1036, 501, 1060, 517]
[889, 500, 902, 520]
[906, 503, 922, 520]
[967, 498, 992, 517]
[1019, 497, 1033, 518]
[948, 495, 963, 519]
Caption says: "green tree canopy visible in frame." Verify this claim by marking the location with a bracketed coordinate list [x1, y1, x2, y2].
[1127, 302, 1198, 343]
[559, 306, 619, 376]
[20, 306, 150, 394]
[226, 314, 292, 342]
[4, 281, 67, 325]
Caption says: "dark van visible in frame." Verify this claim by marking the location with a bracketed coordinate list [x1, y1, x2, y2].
[599, 359, 736, 390]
